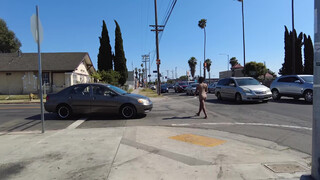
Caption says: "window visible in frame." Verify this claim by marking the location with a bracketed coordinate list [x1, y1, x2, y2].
[217, 79, 229, 86]
[42, 72, 50, 84]
[92, 85, 111, 96]
[6, 73, 12, 76]
[71, 85, 90, 96]
[278, 77, 291, 83]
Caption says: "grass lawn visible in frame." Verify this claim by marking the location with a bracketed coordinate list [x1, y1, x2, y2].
[0, 94, 46, 100]
[138, 88, 162, 98]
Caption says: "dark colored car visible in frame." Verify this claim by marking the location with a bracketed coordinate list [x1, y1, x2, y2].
[45, 83, 153, 119]
[161, 84, 169, 93]
[174, 82, 188, 93]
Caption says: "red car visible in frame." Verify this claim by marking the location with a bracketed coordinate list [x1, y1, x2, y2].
[174, 82, 188, 93]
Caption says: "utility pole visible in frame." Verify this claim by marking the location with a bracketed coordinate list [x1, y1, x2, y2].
[150, 0, 164, 95]
[200, 61, 202, 77]
[311, 1, 320, 179]
[292, 0, 296, 74]
[175, 67, 177, 79]
[142, 54, 150, 87]
[171, 70, 174, 79]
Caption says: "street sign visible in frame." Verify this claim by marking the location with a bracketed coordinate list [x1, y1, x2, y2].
[148, 75, 151, 77]
[30, 14, 43, 44]
[156, 59, 161, 65]
[153, 70, 157, 73]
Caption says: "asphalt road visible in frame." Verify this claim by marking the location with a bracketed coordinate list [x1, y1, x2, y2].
[0, 89, 313, 155]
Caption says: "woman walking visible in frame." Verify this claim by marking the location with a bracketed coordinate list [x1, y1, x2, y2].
[195, 77, 208, 119]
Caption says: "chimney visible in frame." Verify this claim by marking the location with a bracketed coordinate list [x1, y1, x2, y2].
[17, 50, 22, 57]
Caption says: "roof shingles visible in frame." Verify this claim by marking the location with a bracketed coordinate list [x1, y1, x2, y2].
[0, 52, 89, 72]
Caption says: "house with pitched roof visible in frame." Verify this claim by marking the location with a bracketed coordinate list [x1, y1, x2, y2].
[0, 52, 96, 95]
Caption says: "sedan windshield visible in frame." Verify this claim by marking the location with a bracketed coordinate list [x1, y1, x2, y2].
[236, 78, 260, 86]
[300, 76, 313, 83]
[107, 85, 127, 94]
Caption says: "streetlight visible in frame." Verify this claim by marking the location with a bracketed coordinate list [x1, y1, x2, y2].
[238, 0, 246, 71]
[219, 53, 230, 71]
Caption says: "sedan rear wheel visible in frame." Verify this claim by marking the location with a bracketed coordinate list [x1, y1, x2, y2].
[57, 105, 72, 119]
[235, 93, 242, 103]
[304, 90, 313, 103]
[121, 104, 137, 119]
[217, 92, 222, 100]
[272, 89, 281, 100]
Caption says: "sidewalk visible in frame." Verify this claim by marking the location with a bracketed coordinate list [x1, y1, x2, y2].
[0, 126, 311, 180]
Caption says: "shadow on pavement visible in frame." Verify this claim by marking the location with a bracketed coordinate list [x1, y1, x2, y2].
[206, 99, 263, 105]
[86, 113, 147, 121]
[25, 113, 80, 120]
[162, 115, 198, 120]
[270, 99, 312, 105]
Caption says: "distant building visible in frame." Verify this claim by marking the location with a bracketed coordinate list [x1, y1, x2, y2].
[219, 64, 244, 78]
[0, 52, 96, 95]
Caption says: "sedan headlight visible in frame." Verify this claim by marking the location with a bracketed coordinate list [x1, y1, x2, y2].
[242, 88, 253, 94]
[138, 98, 150, 105]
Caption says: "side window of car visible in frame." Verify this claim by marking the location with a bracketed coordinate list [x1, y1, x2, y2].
[228, 79, 236, 86]
[291, 77, 301, 83]
[71, 85, 90, 96]
[278, 77, 291, 83]
[93, 86, 112, 96]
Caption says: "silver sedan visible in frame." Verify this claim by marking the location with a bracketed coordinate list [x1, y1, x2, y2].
[45, 83, 153, 119]
[215, 77, 272, 103]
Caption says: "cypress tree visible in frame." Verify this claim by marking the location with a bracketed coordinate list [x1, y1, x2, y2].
[114, 20, 128, 86]
[97, 20, 113, 71]
[304, 35, 314, 74]
[294, 30, 303, 74]
[279, 26, 292, 75]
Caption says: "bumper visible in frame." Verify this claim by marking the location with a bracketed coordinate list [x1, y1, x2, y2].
[136, 103, 153, 114]
[242, 93, 272, 101]
[44, 103, 56, 112]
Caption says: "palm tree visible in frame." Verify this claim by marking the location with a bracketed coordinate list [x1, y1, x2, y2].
[198, 19, 207, 79]
[188, 57, 197, 79]
[205, 59, 212, 82]
[138, 68, 141, 85]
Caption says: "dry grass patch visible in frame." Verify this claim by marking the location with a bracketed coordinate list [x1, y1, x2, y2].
[139, 88, 162, 98]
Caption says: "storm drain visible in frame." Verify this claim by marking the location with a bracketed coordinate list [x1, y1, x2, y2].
[263, 162, 309, 173]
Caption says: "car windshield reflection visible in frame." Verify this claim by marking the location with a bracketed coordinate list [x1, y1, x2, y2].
[236, 78, 260, 86]
[106, 84, 128, 95]
[300, 76, 313, 83]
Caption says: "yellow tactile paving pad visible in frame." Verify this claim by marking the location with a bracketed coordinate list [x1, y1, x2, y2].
[169, 134, 226, 147]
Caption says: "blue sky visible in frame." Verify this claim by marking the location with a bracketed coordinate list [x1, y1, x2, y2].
[0, 0, 314, 80]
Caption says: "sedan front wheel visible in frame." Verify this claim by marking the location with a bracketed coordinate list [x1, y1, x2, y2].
[121, 104, 137, 119]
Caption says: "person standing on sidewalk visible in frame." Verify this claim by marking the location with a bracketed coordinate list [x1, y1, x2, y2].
[195, 77, 208, 119]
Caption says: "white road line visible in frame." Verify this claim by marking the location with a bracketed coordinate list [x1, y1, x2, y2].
[66, 118, 87, 130]
[171, 122, 312, 131]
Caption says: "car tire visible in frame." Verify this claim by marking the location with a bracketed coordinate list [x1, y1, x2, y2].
[272, 89, 281, 100]
[235, 93, 242, 103]
[217, 92, 222, 100]
[120, 104, 137, 119]
[57, 104, 72, 119]
[304, 90, 313, 103]
[262, 100, 268, 103]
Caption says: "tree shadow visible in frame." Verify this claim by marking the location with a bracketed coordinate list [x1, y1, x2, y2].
[206, 99, 262, 105]
[270, 99, 312, 105]
[162, 115, 198, 120]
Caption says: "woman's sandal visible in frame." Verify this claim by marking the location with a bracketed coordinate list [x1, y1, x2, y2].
[196, 113, 200, 116]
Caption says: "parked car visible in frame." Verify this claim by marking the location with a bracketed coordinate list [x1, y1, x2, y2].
[208, 82, 217, 94]
[270, 75, 313, 103]
[174, 82, 188, 93]
[160, 84, 169, 93]
[185, 83, 199, 95]
[45, 83, 153, 119]
[215, 77, 272, 103]
[149, 85, 156, 90]
[167, 84, 174, 89]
